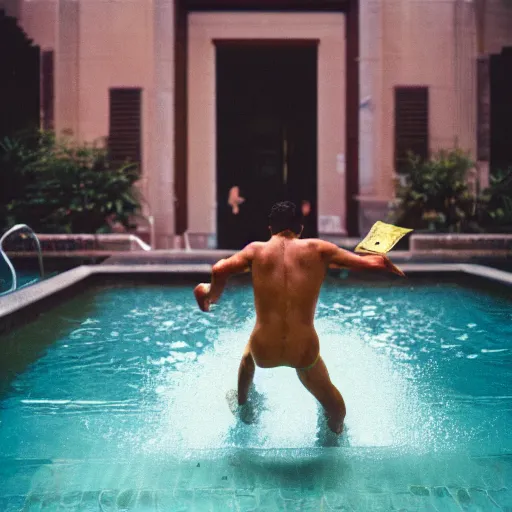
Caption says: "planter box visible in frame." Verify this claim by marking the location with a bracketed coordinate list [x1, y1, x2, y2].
[4, 234, 151, 255]
[410, 233, 512, 254]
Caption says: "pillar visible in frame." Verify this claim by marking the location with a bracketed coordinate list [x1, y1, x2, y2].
[148, 0, 176, 248]
[56, 0, 79, 138]
[357, 0, 387, 234]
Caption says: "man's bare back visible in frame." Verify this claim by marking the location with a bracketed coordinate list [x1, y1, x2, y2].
[193, 203, 404, 434]
[246, 235, 342, 369]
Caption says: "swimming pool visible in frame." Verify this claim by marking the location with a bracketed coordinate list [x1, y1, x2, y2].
[0, 271, 37, 291]
[0, 271, 62, 296]
[0, 277, 511, 510]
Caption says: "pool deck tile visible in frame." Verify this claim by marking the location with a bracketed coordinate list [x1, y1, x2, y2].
[76, 490, 102, 511]
[235, 490, 258, 512]
[3, 452, 512, 510]
[156, 490, 194, 511]
[488, 487, 512, 510]
[137, 490, 158, 512]
[193, 489, 237, 511]
[468, 487, 503, 511]
[231, 467, 257, 491]
[324, 491, 374, 511]
[97, 489, 117, 511]
[8, 485, 512, 511]
[428, 491, 462, 512]
[59, 490, 83, 508]
[115, 488, 137, 509]
[174, 462, 204, 491]
[258, 489, 287, 510]
[389, 491, 433, 512]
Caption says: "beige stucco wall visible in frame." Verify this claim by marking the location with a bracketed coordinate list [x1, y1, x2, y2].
[58, 0, 154, 183]
[188, 13, 346, 239]
[19, 0, 57, 50]
[18, 0, 161, 239]
[482, 0, 512, 54]
[356, 0, 480, 232]
[10, 0, 512, 243]
[0, 0, 21, 18]
[377, 0, 477, 201]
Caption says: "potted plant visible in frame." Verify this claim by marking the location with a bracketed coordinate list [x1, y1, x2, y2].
[388, 148, 476, 233]
[0, 130, 142, 234]
[477, 167, 512, 233]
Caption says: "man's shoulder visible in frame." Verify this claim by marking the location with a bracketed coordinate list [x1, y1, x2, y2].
[300, 237, 329, 249]
[244, 238, 334, 254]
[242, 241, 266, 257]
[245, 241, 266, 250]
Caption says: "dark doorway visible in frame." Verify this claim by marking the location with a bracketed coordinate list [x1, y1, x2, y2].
[216, 41, 318, 249]
[490, 47, 512, 173]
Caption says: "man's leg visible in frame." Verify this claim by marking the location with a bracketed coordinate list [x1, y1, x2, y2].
[296, 356, 346, 434]
[238, 344, 255, 405]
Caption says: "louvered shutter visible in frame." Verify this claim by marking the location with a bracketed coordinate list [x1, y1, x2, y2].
[394, 87, 429, 171]
[108, 88, 142, 167]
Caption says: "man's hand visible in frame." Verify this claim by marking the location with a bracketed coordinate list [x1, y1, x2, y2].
[322, 241, 404, 276]
[194, 283, 212, 312]
[372, 255, 405, 277]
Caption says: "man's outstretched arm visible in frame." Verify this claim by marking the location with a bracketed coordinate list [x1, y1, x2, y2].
[319, 240, 405, 276]
[193, 243, 256, 312]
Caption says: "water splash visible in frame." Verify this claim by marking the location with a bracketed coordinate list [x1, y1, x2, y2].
[132, 316, 455, 456]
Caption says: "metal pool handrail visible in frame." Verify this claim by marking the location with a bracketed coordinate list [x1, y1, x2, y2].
[0, 224, 44, 293]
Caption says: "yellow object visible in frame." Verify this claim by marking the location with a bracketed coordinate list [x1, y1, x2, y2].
[354, 221, 413, 255]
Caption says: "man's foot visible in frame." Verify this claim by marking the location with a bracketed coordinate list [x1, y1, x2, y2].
[226, 389, 264, 425]
[327, 412, 344, 435]
[315, 405, 347, 447]
[316, 417, 348, 448]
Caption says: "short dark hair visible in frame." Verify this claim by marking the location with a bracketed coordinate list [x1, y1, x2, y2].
[268, 201, 302, 235]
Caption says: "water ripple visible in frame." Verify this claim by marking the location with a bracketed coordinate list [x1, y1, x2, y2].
[0, 282, 510, 463]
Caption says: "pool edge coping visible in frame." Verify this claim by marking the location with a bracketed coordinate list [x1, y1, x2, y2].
[0, 264, 212, 319]
[0, 262, 510, 321]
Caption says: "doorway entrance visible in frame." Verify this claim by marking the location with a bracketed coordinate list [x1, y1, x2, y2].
[216, 42, 318, 249]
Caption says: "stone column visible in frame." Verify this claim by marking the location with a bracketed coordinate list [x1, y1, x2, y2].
[454, 0, 477, 155]
[475, 0, 490, 191]
[357, 0, 387, 234]
[476, 56, 490, 189]
[148, 0, 175, 248]
[56, 0, 79, 138]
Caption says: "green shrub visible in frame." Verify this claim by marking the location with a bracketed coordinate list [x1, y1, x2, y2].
[0, 130, 142, 233]
[388, 149, 476, 232]
[477, 167, 512, 231]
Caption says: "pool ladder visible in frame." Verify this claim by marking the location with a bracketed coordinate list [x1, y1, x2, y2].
[0, 224, 44, 294]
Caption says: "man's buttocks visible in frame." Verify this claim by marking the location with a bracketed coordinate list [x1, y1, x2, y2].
[249, 323, 319, 369]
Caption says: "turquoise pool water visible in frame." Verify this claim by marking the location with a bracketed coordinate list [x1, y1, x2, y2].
[0, 271, 57, 295]
[0, 272, 39, 294]
[0, 279, 511, 510]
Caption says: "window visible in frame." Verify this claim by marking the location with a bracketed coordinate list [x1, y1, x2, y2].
[108, 88, 142, 167]
[394, 86, 429, 171]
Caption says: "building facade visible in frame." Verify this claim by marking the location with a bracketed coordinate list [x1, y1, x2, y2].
[2, 0, 512, 248]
